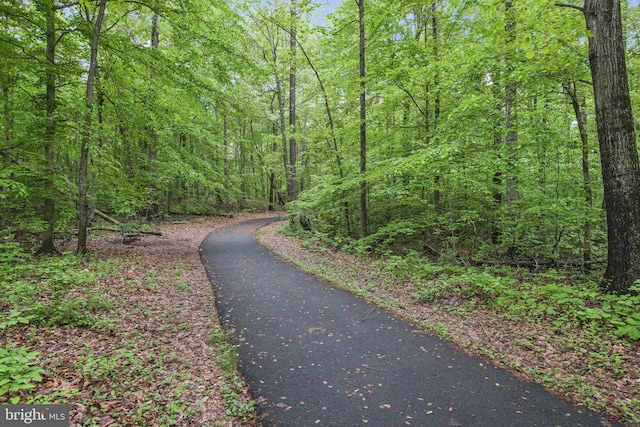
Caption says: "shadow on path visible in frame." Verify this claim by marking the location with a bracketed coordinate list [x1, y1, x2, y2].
[200, 218, 621, 427]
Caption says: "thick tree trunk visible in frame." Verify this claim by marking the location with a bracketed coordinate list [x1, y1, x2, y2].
[77, 0, 107, 255]
[584, 0, 640, 293]
[38, 0, 58, 255]
[358, 0, 368, 238]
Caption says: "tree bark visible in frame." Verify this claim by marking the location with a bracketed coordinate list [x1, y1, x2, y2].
[2, 86, 11, 166]
[431, 1, 442, 212]
[38, 0, 58, 255]
[147, 11, 160, 220]
[358, 0, 368, 238]
[505, 0, 519, 206]
[564, 83, 593, 268]
[77, 0, 107, 255]
[288, 0, 297, 201]
[2, 85, 13, 230]
[584, 0, 640, 293]
[275, 71, 289, 201]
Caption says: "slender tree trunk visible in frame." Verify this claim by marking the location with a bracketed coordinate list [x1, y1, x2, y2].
[147, 12, 160, 219]
[564, 83, 593, 268]
[38, 0, 58, 254]
[505, 1, 519, 206]
[77, 0, 107, 255]
[431, 1, 442, 212]
[358, 0, 368, 238]
[289, 33, 351, 233]
[268, 172, 276, 211]
[2, 86, 13, 229]
[2, 86, 11, 165]
[584, 0, 640, 293]
[223, 115, 229, 175]
[288, 0, 298, 202]
[275, 76, 289, 199]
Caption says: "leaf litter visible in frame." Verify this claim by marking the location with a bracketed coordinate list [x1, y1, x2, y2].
[1, 213, 281, 426]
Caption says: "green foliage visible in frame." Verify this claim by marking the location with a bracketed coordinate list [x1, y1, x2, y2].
[0, 310, 41, 401]
[0, 345, 43, 400]
[0, 310, 33, 333]
[389, 247, 640, 341]
[220, 380, 255, 421]
[0, 241, 109, 329]
[209, 323, 256, 422]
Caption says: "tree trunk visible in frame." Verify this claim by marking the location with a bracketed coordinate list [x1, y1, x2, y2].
[2, 85, 13, 229]
[431, 1, 442, 212]
[505, 0, 519, 206]
[2, 86, 11, 165]
[584, 0, 640, 293]
[38, 0, 58, 255]
[266, 31, 289, 202]
[147, 12, 160, 220]
[358, 0, 368, 238]
[288, 0, 298, 202]
[288, 28, 351, 232]
[564, 83, 593, 269]
[77, 0, 107, 255]
[275, 80, 288, 200]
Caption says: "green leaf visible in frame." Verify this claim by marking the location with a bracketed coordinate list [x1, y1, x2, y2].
[615, 325, 640, 340]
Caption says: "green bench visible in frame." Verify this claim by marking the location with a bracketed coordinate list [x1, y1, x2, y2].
[119, 223, 141, 243]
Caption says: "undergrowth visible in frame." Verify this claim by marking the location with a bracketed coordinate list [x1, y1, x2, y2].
[0, 235, 255, 425]
[0, 239, 109, 403]
[383, 250, 640, 342]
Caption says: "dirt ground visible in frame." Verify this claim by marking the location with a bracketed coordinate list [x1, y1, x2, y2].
[3, 212, 281, 426]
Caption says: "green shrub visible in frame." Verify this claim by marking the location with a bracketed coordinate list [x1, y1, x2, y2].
[0, 345, 43, 402]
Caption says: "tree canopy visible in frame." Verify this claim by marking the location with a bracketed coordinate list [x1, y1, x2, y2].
[3, 0, 640, 292]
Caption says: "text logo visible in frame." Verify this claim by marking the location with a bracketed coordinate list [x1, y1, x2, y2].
[1, 405, 69, 426]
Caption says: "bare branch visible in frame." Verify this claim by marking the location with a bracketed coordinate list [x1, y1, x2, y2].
[555, 2, 584, 12]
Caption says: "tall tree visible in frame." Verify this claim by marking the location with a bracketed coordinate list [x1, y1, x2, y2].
[147, 11, 160, 219]
[564, 82, 593, 268]
[582, 0, 640, 293]
[504, 0, 519, 206]
[38, 0, 58, 254]
[288, 0, 298, 201]
[357, 0, 368, 238]
[77, 0, 107, 255]
[431, 0, 442, 212]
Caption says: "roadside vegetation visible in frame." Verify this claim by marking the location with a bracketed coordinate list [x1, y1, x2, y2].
[258, 220, 640, 426]
[0, 215, 262, 427]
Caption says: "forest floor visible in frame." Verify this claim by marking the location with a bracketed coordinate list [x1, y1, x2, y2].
[2, 212, 279, 426]
[5, 213, 637, 426]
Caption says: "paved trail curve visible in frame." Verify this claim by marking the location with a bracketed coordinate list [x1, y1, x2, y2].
[200, 218, 620, 427]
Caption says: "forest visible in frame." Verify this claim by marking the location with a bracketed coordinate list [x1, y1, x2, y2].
[3, 0, 640, 423]
[4, 0, 640, 290]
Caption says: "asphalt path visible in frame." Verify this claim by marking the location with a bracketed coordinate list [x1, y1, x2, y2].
[200, 217, 622, 427]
